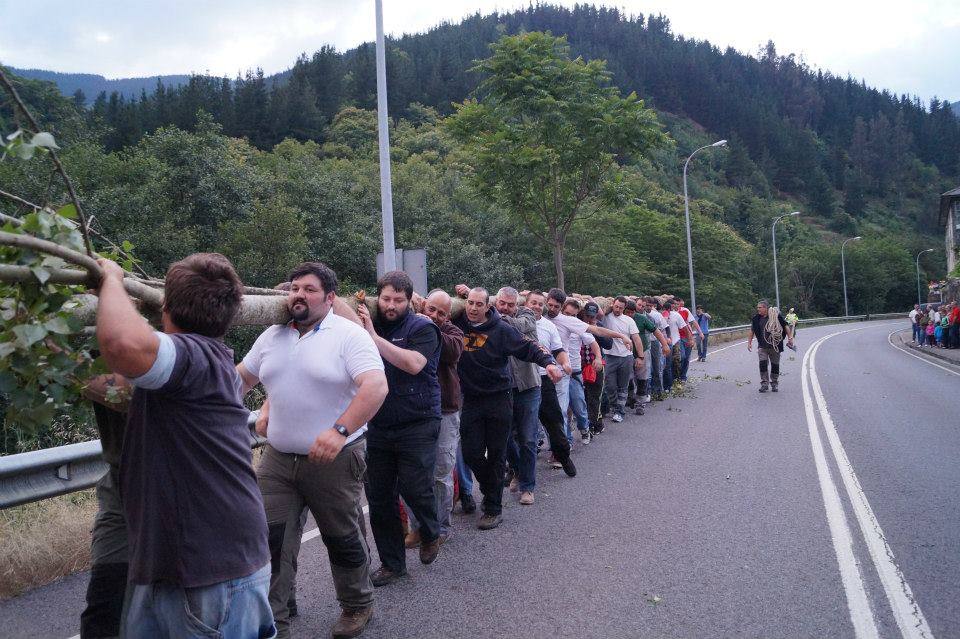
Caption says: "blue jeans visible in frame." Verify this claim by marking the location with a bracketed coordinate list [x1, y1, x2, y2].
[456, 442, 473, 498]
[568, 375, 589, 433]
[679, 341, 692, 381]
[556, 374, 572, 442]
[506, 387, 542, 493]
[648, 346, 663, 394]
[696, 334, 709, 359]
[123, 563, 275, 638]
[912, 324, 923, 343]
[662, 343, 677, 390]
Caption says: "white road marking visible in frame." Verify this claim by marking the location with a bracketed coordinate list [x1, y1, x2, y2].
[801, 330, 880, 639]
[66, 504, 372, 639]
[808, 329, 935, 639]
[886, 329, 960, 377]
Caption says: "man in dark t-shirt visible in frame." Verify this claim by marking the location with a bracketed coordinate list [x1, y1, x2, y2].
[747, 299, 794, 393]
[95, 253, 274, 638]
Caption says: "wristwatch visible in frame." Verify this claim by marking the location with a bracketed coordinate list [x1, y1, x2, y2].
[333, 424, 349, 438]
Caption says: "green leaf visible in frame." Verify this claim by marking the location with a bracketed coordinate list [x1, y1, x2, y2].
[121, 240, 134, 251]
[12, 323, 47, 348]
[57, 204, 78, 219]
[44, 316, 73, 334]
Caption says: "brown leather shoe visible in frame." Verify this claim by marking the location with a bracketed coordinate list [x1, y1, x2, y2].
[331, 605, 373, 639]
[404, 529, 421, 549]
[477, 513, 502, 530]
[371, 566, 406, 587]
[419, 537, 441, 564]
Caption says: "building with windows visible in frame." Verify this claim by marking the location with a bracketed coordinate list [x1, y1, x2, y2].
[940, 186, 960, 274]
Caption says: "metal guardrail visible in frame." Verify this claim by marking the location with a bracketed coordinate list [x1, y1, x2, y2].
[0, 413, 265, 509]
[0, 312, 909, 509]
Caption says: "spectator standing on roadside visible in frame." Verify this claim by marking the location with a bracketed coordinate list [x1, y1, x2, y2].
[453, 287, 562, 530]
[95, 253, 275, 639]
[746, 300, 794, 393]
[949, 303, 960, 349]
[601, 296, 644, 423]
[909, 304, 922, 344]
[355, 271, 444, 587]
[695, 306, 712, 362]
[403, 289, 464, 549]
[238, 261, 388, 639]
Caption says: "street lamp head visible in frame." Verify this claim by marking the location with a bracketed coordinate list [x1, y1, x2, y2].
[789, 211, 801, 216]
[853, 236, 862, 240]
[712, 139, 728, 147]
[923, 248, 934, 253]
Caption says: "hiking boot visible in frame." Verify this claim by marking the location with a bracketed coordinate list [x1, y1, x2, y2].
[371, 566, 406, 588]
[771, 383, 779, 393]
[560, 456, 577, 477]
[611, 412, 624, 423]
[460, 493, 476, 514]
[419, 537, 441, 564]
[331, 605, 373, 639]
[580, 429, 591, 444]
[477, 513, 503, 530]
[509, 477, 519, 493]
[759, 382, 769, 393]
[520, 491, 535, 505]
[404, 529, 421, 549]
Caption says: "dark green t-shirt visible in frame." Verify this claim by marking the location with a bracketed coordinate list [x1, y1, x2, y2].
[632, 313, 657, 350]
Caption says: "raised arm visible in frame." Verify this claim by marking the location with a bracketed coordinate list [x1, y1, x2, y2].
[95, 259, 159, 378]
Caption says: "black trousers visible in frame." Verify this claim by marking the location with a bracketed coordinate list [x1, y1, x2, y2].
[460, 390, 513, 516]
[366, 418, 440, 573]
[538, 375, 572, 462]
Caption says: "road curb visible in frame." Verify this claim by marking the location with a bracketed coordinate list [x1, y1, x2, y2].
[894, 329, 960, 369]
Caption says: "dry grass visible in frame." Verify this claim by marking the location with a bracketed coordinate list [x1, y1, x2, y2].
[0, 490, 97, 600]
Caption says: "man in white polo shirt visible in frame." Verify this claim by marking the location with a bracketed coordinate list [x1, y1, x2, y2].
[601, 296, 644, 423]
[237, 262, 388, 639]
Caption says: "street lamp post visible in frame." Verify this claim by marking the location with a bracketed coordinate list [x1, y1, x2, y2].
[682, 139, 727, 312]
[841, 236, 861, 316]
[375, 0, 397, 272]
[771, 211, 800, 309]
[916, 248, 934, 307]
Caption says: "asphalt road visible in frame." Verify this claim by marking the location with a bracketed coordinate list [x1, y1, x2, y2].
[2, 319, 958, 638]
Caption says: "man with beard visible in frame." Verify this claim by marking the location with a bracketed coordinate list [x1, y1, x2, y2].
[355, 271, 443, 587]
[238, 262, 388, 639]
[453, 287, 562, 530]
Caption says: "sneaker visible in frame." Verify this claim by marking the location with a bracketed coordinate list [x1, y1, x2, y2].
[477, 513, 503, 530]
[371, 566, 406, 587]
[460, 493, 477, 514]
[759, 383, 769, 393]
[771, 383, 779, 393]
[580, 429, 591, 444]
[611, 413, 624, 423]
[560, 456, 577, 477]
[419, 537, 441, 564]
[520, 491, 535, 505]
[640, 394, 651, 404]
[404, 529, 421, 549]
[509, 477, 519, 493]
[331, 605, 374, 639]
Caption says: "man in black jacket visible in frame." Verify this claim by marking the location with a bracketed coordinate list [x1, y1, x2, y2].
[453, 287, 562, 530]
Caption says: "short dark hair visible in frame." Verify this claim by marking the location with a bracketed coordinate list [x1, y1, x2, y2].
[757, 299, 770, 308]
[547, 288, 567, 304]
[696, 305, 703, 311]
[376, 270, 413, 299]
[615, 296, 628, 305]
[662, 299, 673, 310]
[526, 290, 546, 301]
[288, 262, 338, 295]
[625, 299, 637, 311]
[563, 298, 581, 311]
[163, 253, 243, 338]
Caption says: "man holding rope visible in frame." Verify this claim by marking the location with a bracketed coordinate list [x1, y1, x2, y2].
[746, 300, 794, 393]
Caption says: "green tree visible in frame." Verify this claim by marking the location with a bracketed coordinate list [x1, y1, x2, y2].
[445, 31, 668, 288]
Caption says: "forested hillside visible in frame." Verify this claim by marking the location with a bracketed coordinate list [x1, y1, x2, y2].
[7, 68, 191, 106]
[2, 5, 957, 322]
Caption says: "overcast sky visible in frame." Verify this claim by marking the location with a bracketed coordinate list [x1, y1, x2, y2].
[1, 0, 957, 103]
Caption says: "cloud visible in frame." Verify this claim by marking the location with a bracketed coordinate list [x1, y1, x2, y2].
[0, 0, 956, 101]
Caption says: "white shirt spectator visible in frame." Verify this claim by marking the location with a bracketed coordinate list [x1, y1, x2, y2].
[909, 309, 919, 324]
[601, 311, 639, 357]
[242, 311, 384, 453]
[536, 316, 564, 375]
[550, 312, 590, 356]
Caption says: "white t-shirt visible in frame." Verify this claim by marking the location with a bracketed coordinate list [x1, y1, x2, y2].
[909, 309, 919, 324]
[242, 312, 384, 454]
[550, 312, 590, 354]
[536, 316, 564, 375]
[601, 312, 639, 357]
[567, 330, 595, 372]
[662, 310, 687, 346]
